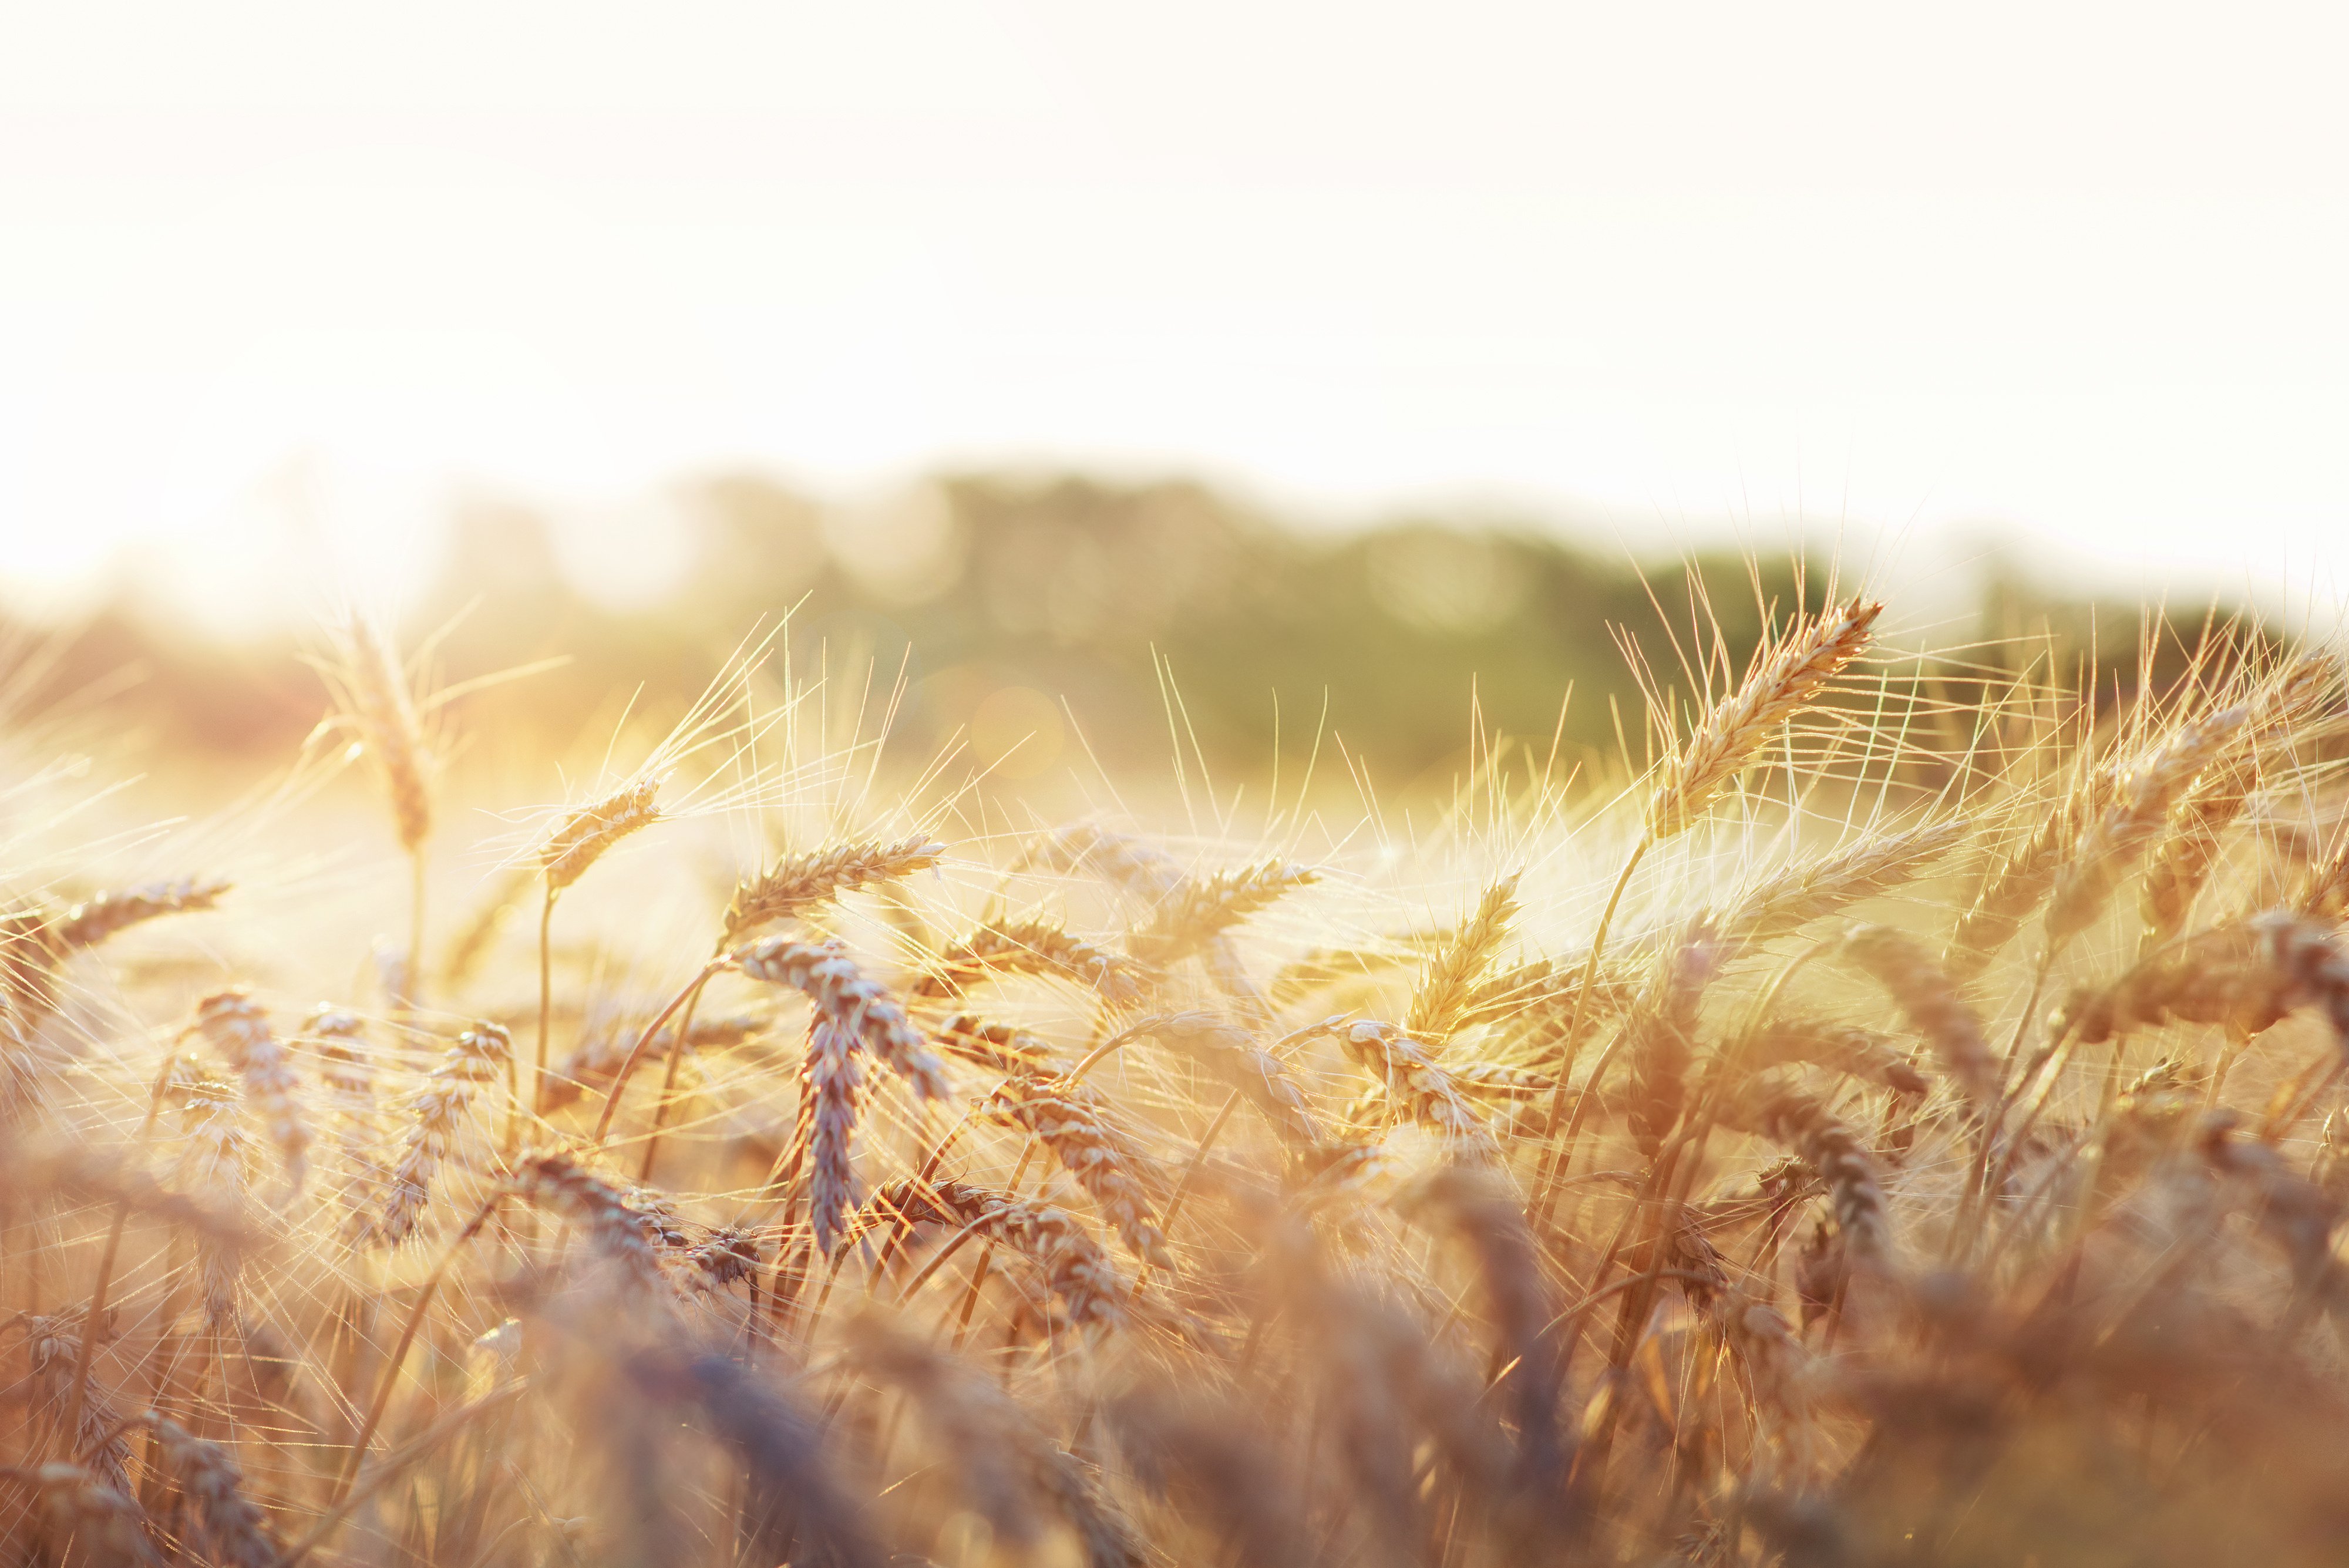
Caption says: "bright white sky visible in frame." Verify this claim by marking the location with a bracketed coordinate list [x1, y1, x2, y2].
[2, 2, 2345, 625]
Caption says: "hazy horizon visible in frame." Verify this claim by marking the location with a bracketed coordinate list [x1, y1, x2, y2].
[5, 2, 2346, 625]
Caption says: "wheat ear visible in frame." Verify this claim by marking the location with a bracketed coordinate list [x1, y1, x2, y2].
[1533, 597, 1880, 1213]
[55, 1051, 180, 1478]
[1723, 1076, 1894, 1267]
[1719, 817, 1967, 956]
[1620, 922, 1722, 1156]
[2253, 914, 2349, 1052]
[173, 1074, 251, 1328]
[733, 936, 951, 1095]
[54, 876, 231, 952]
[874, 1177, 1136, 1332]
[1113, 1011, 1323, 1148]
[2142, 656, 2336, 945]
[1406, 872, 1522, 1045]
[1647, 595, 1883, 840]
[21, 1312, 136, 1500]
[1, 1463, 156, 1568]
[1130, 860, 1321, 966]
[533, 778, 663, 1118]
[985, 1072, 1172, 1266]
[147, 1413, 278, 1568]
[1397, 1165, 1570, 1515]
[1338, 1020, 1497, 1155]
[331, 615, 434, 1010]
[934, 1012, 1058, 1074]
[914, 917, 1150, 1005]
[2045, 704, 2250, 947]
[194, 990, 311, 1192]
[378, 1023, 510, 1246]
[1746, 1015, 1928, 1096]
[724, 835, 948, 944]
[1835, 924, 1995, 1108]
[509, 1146, 669, 1293]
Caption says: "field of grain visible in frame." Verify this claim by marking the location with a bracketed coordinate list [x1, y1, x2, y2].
[5, 578, 2348, 1568]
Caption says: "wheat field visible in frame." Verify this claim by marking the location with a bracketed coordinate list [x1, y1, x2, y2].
[4, 579, 2348, 1568]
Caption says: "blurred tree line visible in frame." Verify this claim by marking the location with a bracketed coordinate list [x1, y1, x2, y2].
[7, 472, 2265, 792]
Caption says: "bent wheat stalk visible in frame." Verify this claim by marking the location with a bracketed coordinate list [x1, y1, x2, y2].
[1532, 594, 1883, 1213]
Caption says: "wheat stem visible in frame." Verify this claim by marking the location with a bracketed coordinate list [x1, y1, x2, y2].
[283, 1380, 527, 1568]
[1531, 836, 1650, 1214]
[635, 967, 718, 1183]
[530, 885, 556, 1149]
[56, 1051, 179, 1469]
[405, 843, 429, 1016]
[594, 958, 733, 1146]
[330, 1192, 504, 1508]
